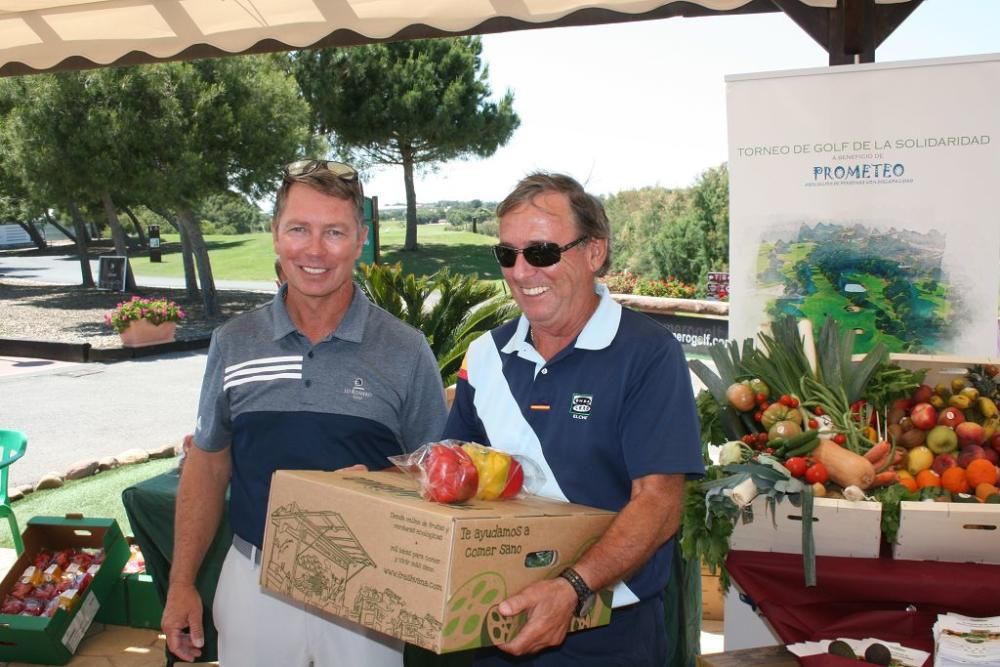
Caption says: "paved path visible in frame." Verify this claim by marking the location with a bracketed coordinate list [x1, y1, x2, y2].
[0, 254, 274, 291]
[0, 351, 206, 488]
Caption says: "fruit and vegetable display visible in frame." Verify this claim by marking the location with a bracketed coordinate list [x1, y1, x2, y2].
[389, 441, 544, 504]
[0, 548, 105, 617]
[683, 314, 1000, 589]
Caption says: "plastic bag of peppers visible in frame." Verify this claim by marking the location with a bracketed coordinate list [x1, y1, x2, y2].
[389, 440, 545, 504]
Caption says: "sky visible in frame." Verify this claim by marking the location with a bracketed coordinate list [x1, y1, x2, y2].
[362, 0, 1000, 207]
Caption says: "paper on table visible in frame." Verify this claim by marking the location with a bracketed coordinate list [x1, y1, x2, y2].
[933, 613, 1000, 667]
[786, 637, 930, 667]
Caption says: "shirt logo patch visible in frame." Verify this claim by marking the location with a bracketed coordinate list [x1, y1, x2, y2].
[570, 394, 592, 420]
[345, 376, 373, 401]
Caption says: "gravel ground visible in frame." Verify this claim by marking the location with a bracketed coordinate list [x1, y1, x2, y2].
[0, 278, 274, 348]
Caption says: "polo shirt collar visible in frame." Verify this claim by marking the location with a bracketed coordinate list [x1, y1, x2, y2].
[270, 282, 369, 343]
[500, 283, 621, 355]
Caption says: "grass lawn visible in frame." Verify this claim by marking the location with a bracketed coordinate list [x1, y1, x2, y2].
[131, 223, 502, 282]
[2, 457, 179, 549]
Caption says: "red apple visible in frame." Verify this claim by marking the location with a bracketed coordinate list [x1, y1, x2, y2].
[983, 447, 999, 465]
[909, 403, 938, 430]
[892, 398, 915, 412]
[990, 433, 1000, 454]
[931, 453, 958, 476]
[937, 407, 966, 428]
[912, 384, 934, 404]
[957, 445, 986, 469]
[955, 421, 986, 447]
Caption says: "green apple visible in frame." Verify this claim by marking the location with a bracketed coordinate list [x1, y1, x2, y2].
[926, 425, 958, 454]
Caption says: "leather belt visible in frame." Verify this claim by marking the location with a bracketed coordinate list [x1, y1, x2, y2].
[233, 534, 262, 565]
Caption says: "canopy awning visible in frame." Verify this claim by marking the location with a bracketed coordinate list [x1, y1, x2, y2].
[0, 0, 923, 76]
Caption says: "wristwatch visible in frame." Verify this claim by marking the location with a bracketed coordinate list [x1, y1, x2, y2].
[558, 567, 596, 617]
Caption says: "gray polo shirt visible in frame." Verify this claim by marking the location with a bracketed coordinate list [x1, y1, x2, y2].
[194, 283, 447, 546]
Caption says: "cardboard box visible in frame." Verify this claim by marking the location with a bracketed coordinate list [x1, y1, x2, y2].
[261, 470, 616, 654]
[95, 538, 163, 630]
[0, 516, 130, 665]
[729, 496, 882, 559]
[125, 573, 163, 629]
[894, 500, 1000, 564]
[93, 576, 129, 626]
[700, 563, 723, 622]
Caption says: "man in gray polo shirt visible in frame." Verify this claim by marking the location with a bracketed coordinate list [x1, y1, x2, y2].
[162, 160, 447, 666]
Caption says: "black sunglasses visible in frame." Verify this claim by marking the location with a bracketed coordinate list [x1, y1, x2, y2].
[492, 236, 589, 268]
[283, 159, 358, 182]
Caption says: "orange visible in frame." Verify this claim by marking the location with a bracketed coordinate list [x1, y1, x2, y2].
[915, 469, 941, 488]
[975, 482, 1000, 502]
[941, 466, 970, 494]
[898, 476, 918, 493]
[965, 459, 998, 488]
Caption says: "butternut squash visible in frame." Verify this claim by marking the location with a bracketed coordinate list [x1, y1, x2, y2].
[812, 438, 876, 490]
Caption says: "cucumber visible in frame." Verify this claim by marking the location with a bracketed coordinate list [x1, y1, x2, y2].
[776, 429, 820, 458]
[784, 436, 820, 457]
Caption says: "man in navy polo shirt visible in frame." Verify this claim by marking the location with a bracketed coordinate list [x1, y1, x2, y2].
[162, 160, 447, 666]
[444, 173, 704, 665]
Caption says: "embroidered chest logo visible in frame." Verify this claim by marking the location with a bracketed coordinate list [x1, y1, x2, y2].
[345, 376, 373, 401]
[570, 394, 593, 420]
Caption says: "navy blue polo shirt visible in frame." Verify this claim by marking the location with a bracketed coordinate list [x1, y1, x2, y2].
[444, 285, 704, 604]
[194, 284, 447, 547]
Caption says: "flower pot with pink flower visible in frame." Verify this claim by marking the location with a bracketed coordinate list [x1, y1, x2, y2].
[105, 296, 186, 347]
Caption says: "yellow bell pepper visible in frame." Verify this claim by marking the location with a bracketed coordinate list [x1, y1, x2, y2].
[462, 443, 512, 500]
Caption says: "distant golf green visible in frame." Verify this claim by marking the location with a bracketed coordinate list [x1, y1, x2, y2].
[132, 222, 502, 282]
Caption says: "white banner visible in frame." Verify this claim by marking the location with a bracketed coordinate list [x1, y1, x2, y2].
[727, 54, 1000, 356]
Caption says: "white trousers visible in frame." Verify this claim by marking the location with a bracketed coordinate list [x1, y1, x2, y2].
[213, 544, 404, 666]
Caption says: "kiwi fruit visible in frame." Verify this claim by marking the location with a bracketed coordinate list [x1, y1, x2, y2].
[828, 639, 857, 660]
[864, 643, 892, 666]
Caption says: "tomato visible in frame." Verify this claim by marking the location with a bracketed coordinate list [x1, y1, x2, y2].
[424, 444, 478, 503]
[499, 458, 524, 499]
[726, 383, 755, 412]
[761, 403, 802, 430]
[755, 393, 768, 405]
[807, 418, 819, 429]
[813, 406, 825, 416]
[748, 378, 770, 397]
[832, 434, 847, 446]
[779, 394, 793, 408]
[805, 462, 829, 484]
[769, 420, 802, 441]
[784, 456, 808, 478]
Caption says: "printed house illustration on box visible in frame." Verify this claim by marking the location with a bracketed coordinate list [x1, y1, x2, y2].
[265, 502, 441, 646]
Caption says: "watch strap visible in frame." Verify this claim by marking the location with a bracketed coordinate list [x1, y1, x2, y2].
[558, 567, 593, 616]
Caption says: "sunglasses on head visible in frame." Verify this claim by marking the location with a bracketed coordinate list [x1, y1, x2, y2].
[492, 236, 589, 268]
[283, 159, 358, 181]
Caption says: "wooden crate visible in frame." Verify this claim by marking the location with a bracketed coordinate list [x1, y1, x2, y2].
[729, 496, 882, 559]
[894, 500, 1000, 564]
[700, 563, 723, 621]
